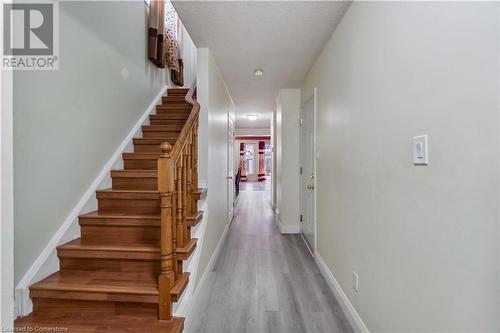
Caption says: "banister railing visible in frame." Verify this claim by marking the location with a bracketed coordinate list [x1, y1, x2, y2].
[157, 80, 200, 320]
[169, 81, 200, 162]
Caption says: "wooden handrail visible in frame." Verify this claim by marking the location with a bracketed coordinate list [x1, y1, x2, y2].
[170, 80, 200, 163]
[157, 80, 200, 321]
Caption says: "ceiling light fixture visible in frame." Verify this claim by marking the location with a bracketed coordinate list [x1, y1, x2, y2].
[253, 69, 264, 77]
[246, 114, 260, 121]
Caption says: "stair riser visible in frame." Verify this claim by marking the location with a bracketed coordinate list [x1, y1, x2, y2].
[162, 96, 186, 103]
[161, 101, 191, 107]
[157, 104, 191, 110]
[79, 216, 160, 227]
[134, 145, 164, 153]
[112, 177, 158, 191]
[98, 198, 160, 215]
[142, 131, 181, 139]
[31, 290, 158, 304]
[124, 159, 158, 170]
[81, 225, 160, 244]
[59, 258, 160, 276]
[167, 89, 189, 96]
[33, 299, 159, 317]
[156, 109, 191, 115]
[144, 125, 184, 131]
[150, 119, 187, 125]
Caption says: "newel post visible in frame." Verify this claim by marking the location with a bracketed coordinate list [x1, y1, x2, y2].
[158, 143, 175, 321]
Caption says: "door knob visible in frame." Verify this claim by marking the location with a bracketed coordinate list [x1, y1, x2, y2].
[227, 176, 233, 180]
[307, 184, 315, 190]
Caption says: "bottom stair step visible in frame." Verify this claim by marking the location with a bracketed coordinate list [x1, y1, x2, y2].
[15, 309, 184, 333]
[30, 270, 159, 303]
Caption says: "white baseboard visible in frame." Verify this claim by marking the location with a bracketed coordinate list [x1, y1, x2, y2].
[278, 224, 300, 234]
[14, 86, 168, 318]
[314, 251, 369, 333]
[272, 208, 300, 234]
[183, 222, 230, 326]
[300, 233, 314, 257]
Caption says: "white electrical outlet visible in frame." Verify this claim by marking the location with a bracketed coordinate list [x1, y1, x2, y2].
[352, 271, 359, 292]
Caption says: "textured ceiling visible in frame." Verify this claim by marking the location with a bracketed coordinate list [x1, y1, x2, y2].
[173, 1, 351, 128]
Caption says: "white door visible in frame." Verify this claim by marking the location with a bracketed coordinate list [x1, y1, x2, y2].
[227, 114, 235, 222]
[244, 142, 258, 181]
[300, 94, 316, 252]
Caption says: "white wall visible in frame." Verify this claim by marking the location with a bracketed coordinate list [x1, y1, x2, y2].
[195, 48, 234, 286]
[235, 128, 271, 136]
[275, 89, 301, 233]
[13, 1, 183, 285]
[180, 23, 197, 87]
[301, 2, 500, 331]
[1, 65, 14, 328]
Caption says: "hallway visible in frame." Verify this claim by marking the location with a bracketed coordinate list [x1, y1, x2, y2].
[186, 190, 353, 333]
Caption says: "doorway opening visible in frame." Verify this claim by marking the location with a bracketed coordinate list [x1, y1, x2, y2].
[234, 135, 272, 193]
[300, 90, 317, 253]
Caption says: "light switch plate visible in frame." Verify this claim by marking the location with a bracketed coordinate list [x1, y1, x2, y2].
[413, 135, 429, 165]
[352, 271, 359, 292]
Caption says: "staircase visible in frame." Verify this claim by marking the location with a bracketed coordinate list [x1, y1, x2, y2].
[15, 84, 204, 332]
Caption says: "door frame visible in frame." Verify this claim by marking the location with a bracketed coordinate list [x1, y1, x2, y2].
[227, 110, 235, 223]
[1, 65, 15, 325]
[299, 88, 318, 253]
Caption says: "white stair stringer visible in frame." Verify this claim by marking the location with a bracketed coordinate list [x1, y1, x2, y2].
[173, 196, 208, 316]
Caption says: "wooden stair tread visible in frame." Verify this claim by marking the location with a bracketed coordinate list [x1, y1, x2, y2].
[123, 152, 161, 159]
[58, 239, 160, 260]
[111, 170, 157, 177]
[96, 189, 160, 199]
[193, 188, 208, 200]
[143, 125, 183, 131]
[16, 315, 184, 333]
[59, 238, 160, 253]
[176, 238, 197, 261]
[133, 138, 177, 144]
[186, 211, 203, 227]
[30, 270, 158, 296]
[80, 211, 161, 219]
[79, 211, 160, 227]
[170, 273, 189, 302]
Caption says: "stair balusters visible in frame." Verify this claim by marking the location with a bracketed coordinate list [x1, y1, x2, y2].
[157, 82, 200, 321]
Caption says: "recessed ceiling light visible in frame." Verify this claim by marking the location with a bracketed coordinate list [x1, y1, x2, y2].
[246, 114, 260, 121]
[254, 69, 264, 77]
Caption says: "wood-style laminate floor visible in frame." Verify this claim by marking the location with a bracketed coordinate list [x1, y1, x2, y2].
[239, 180, 272, 191]
[185, 190, 353, 333]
